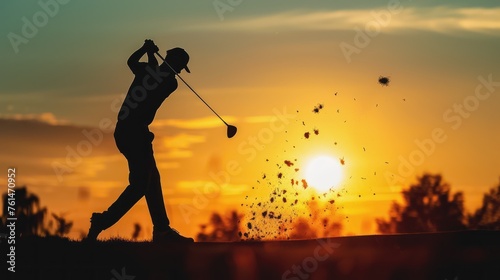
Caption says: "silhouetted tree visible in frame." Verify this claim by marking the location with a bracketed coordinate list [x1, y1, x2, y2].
[469, 179, 500, 230]
[198, 200, 343, 241]
[289, 200, 342, 239]
[376, 173, 467, 233]
[46, 213, 74, 237]
[1, 186, 74, 237]
[197, 210, 243, 242]
[289, 217, 342, 239]
[2, 186, 48, 236]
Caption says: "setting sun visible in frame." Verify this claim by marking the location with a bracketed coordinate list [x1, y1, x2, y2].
[304, 155, 343, 192]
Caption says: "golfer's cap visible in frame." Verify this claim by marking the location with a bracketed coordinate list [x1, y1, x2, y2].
[167, 47, 190, 73]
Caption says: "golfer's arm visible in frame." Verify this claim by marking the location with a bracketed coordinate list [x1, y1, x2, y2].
[127, 46, 147, 70]
[147, 52, 158, 67]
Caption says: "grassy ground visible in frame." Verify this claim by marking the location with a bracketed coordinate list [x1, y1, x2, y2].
[2, 230, 499, 280]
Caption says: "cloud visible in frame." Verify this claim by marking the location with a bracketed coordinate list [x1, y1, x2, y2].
[152, 114, 277, 129]
[183, 7, 500, 35]
[0, 112, 69, 125]
[0, 118, 116, 159]
[157, 161, 181, 170]
[154, 133, 206, 159]
[176, 180, 249, 196]
[156, 149, 194, 159]
[0, 118, 120, 189]
[452, 8, 500, 32]
[162, 133, 206, 149]
[151, 116, 237, 129]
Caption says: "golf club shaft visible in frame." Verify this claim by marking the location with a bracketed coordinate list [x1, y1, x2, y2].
[155, 52, 229, 126]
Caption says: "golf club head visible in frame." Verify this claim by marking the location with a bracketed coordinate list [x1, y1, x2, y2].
[227, 125, 237, 138]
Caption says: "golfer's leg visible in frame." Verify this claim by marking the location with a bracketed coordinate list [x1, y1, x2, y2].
[102, 152, 152, 229]
[145, 157, 170, 232]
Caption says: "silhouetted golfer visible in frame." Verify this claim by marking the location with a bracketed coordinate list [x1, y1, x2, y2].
[87, 39, 193, 242]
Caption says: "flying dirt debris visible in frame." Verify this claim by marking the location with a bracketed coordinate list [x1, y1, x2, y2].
[378, 76, 390, 86]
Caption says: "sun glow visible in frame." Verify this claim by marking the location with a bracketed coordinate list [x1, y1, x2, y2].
[304, 155, 343, 192]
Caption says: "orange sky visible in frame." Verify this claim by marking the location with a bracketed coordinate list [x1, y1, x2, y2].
[1, 1, 500, 240]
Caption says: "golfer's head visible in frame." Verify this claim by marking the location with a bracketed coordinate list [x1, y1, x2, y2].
[166, 48, 190, 74]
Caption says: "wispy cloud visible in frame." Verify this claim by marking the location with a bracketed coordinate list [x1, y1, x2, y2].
[183, 7, 500, 35]
[151, 116, 237, 129]
[157, 161, 181, 170]
[176, 180, 249, 196]
[161, 133, 206, 149]
[152, 114, 279, 129]
[155, 133, 206, 159]
[0, 112, 68, 125]
[156, 149, 194, 159]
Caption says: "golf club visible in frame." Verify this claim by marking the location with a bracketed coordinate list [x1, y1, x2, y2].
[155, 51, 237, 139]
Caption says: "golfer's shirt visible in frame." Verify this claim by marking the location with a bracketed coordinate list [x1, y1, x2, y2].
[117, 62, 177, 127]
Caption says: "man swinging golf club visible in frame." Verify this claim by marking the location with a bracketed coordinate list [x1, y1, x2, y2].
[86, 39, 193, 242]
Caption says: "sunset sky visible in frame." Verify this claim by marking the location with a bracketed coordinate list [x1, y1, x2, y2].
[1, 0, 499, 240]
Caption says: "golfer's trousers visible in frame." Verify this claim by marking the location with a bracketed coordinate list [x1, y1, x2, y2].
[102, 124, 170, 232]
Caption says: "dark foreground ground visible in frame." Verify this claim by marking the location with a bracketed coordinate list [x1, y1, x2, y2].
[2, 230, 499, 280]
